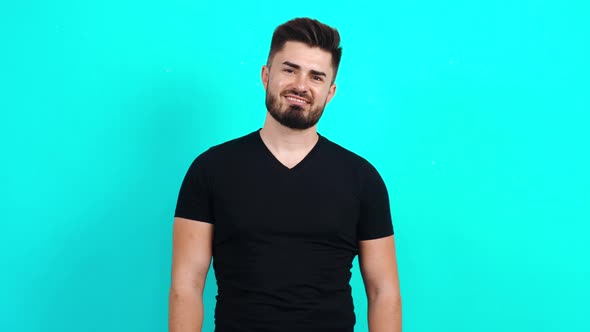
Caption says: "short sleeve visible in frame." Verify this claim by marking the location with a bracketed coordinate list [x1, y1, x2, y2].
[357, 161, 394, 240]
[174, 152, 215, 224]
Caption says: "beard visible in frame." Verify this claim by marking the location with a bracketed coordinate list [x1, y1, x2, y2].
[265, 89, 327, 130]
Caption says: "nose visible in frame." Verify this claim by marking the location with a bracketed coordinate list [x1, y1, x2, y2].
[292, 73, 309, 93]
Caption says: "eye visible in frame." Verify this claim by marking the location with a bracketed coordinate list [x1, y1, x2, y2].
[283, 68, 295, 74]
[312, 75, 324, 82]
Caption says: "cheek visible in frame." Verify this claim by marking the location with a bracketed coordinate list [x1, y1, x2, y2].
[272, 80, 288, 93]
[316, 87, 331, 100]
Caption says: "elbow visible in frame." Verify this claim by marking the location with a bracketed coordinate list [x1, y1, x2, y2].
[169, 284, 203, 299]
[367, 287, 402, 307]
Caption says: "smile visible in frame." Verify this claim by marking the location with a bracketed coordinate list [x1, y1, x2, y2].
[284, 95, 310, 105]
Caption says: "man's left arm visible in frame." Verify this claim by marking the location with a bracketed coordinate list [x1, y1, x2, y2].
[359, 235, 402, 332]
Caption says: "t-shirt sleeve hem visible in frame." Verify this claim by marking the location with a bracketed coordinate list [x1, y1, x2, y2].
[173, 212, 215, 224]
[357, 230, 394, 241]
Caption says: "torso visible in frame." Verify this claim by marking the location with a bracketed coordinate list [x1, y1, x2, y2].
[182, 130, 393, 331]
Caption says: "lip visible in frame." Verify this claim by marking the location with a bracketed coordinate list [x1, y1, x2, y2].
[283, 94, 311, 105]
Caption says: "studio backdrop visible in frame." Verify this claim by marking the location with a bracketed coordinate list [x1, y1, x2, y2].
[1, 1, 588, 331]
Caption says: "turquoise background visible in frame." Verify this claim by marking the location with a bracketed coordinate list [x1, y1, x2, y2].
[1, 1, 589, 331]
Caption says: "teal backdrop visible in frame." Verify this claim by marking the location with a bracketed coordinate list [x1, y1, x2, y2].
[1, 1, 589, 331]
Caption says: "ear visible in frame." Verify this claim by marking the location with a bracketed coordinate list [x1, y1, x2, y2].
[325, 83, 337, 104]
[261, 65, 270, 90]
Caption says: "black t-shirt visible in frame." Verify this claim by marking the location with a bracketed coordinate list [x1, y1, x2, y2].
[175, 130, 393, 332]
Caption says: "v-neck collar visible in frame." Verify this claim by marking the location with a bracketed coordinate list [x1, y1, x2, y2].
[255, 129, 323, 171]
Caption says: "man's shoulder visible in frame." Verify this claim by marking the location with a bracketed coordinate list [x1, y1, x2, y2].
[320, 135, 374, 169]
[188, 130, 258, 169]
[209, 130, 258, 152]
[200, 130, 258, 156]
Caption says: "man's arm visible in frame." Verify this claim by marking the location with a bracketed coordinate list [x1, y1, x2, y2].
[359, 235, 402, 332]
[169, 217, 213, 332]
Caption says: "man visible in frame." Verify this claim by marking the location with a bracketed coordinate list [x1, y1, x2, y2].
[169, 17, 401, 332]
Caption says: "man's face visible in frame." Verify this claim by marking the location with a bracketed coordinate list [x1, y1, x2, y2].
[262, 41, 337, 130]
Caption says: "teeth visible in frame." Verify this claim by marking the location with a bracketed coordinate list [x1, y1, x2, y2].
[286, 96, 307, 103]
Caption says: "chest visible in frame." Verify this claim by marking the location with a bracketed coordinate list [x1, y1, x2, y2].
[210, 165, 360, 244]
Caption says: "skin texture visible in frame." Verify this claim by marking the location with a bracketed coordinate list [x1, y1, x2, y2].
[169, 41, 401, 332]
[168, 218, 213, 332]
[262, 41, 336, 130]
[259, 41, 336, 169]
[359, 235, 402, 332]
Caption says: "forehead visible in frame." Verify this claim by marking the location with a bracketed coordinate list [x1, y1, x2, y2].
[271, 41, 334, 76]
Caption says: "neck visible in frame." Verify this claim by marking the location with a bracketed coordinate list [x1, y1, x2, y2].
[259, 112, 319, 153]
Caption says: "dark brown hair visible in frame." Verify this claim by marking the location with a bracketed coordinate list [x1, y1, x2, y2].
[267, 17, 342, 82]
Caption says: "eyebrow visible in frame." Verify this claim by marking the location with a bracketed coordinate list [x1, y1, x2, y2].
[282, 61, 327, 78]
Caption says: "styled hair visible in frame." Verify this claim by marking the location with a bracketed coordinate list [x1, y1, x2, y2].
[267, 17, 342, 82]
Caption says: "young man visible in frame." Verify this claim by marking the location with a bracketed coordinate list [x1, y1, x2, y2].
[170, 18, 401, 332]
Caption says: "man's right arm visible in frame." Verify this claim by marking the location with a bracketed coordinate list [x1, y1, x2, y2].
[169, 217, 214, 332]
